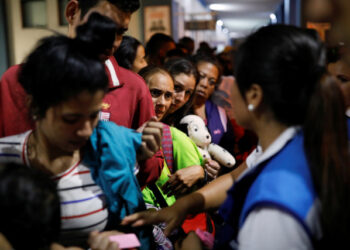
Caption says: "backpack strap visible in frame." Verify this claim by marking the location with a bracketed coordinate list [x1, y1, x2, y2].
[148, 124, 174, 208]
[161, 124, 174, 173]
[148, 183, 169, 208]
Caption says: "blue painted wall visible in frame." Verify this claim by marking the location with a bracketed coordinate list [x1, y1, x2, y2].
[0, 0, 9, 76]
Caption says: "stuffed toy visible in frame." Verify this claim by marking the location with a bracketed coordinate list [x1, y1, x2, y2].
[179, 115, 236, 168]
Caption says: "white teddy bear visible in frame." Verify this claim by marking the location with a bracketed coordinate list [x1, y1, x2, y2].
[179, 115, 236, 168]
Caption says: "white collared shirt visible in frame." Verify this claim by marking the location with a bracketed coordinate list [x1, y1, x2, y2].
[246, 127, 299, 170]
[235, 126, 320, 250]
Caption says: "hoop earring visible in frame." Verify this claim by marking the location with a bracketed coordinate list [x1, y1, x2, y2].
[247, 104, 254, 111]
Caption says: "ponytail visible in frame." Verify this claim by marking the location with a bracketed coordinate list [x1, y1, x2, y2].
[75, 12, 117, 57]
[304, 74, 350, 247]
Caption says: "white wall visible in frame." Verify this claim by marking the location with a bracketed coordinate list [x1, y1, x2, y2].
[6, 0, 67, 65]
[5, 0, 143, 65]
[127, 9, 142, 43]
[173, 0, 230, 50]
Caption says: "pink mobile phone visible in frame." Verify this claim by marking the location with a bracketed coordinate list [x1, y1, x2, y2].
[109, 233, 141, 249]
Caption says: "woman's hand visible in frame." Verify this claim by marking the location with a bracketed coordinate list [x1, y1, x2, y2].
[204, 159, 221, 179]
[162, 165, 204, 196]
[121, 196, 194, 236]
[50, 244, 83, 250]
[88, 231, 122, 250]
[136, 117, 163, 162]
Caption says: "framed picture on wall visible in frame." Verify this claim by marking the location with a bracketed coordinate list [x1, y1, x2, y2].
[58, 0, 69, 26]
[143, 5, 172, 42]
[21, 0, 47, 28]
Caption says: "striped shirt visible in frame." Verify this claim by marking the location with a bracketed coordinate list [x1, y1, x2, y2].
[0, 131, 109, 246]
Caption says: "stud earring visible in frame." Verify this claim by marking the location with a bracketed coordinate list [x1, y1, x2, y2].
[247, 104, 254, 111]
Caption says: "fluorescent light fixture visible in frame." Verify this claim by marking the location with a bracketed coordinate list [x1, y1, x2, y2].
[223, 18, 268, 31]
[209, 3, 238, 11]
[270, 13, 277, 24]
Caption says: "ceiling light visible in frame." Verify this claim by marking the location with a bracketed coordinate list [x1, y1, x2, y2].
[209, 4, 237, 12]
[270, 13, 277, 24]
[216, 19, 224, 26]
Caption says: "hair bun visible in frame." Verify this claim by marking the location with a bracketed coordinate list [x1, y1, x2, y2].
[75, 12, 117, 56]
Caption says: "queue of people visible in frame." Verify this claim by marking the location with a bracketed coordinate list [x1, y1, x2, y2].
[0, 0, 349, 249]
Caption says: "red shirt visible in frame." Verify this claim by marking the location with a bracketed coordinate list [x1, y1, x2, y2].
[0, 64, 33, 137]
[0, 57, 163, 188]
[102, 57, 154, 129]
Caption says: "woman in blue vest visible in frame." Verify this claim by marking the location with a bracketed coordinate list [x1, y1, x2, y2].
[123, 24, 350, 249]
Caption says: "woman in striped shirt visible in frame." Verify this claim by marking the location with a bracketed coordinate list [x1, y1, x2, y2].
[0, 12, 161, 250]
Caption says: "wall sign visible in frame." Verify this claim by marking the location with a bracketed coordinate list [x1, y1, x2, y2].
[144, 5, 172, 42]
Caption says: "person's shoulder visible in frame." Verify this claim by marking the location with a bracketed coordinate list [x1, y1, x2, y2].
[0, 131, 31, 143]
[118, 66, 147, 85]
[109, 57, 148, 92]
[0, 131, 31, 163]
[170, 126, 198, 149]
[170, 126, 189, 140]
[1, 64, 21, 82]
[0, 64, 26, 97]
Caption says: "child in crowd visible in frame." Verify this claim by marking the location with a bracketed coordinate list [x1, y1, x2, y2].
[0, 162, 122, 250]
[0, 162, 61, 250]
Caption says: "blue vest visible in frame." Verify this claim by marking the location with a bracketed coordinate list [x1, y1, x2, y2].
[216, 131, 317, 249]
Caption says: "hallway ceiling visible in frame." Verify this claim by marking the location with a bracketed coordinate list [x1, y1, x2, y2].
[204, 0, 282, 38]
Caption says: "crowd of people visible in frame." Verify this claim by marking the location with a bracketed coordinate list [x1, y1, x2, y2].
[0, 0, 349, 249]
